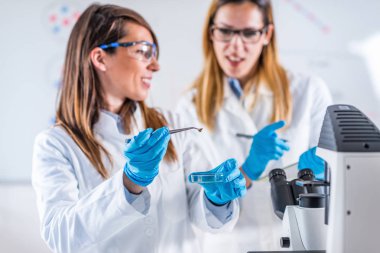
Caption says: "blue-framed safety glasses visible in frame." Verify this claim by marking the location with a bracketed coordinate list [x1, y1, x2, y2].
[99, 41, 157, 62]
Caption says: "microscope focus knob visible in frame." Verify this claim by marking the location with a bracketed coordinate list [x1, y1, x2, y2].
[280, 237, 290, 248]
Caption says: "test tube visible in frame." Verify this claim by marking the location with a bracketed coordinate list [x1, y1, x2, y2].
[188, 172, 225, 183]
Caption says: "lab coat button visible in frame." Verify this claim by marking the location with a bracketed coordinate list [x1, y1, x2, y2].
[145, 227, 154, 236]
[144, 216, 154, 224]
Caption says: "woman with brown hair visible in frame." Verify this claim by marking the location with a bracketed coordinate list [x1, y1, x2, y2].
[32, 4, 246, 253]
[176, 0, 332, 251]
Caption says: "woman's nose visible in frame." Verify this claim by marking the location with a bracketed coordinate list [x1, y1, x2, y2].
[228, 34, 245, 51]
[148, 57, 160, 72]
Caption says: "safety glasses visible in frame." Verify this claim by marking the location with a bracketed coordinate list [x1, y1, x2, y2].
[210, 25, 268, 44]
[99, 40, 157, 63]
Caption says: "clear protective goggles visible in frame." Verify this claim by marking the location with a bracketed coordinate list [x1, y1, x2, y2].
[99, 40, 157, 62]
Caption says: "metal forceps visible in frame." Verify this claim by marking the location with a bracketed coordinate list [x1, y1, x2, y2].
[169, 127, 203, 134]
[126, 127, 203, 144]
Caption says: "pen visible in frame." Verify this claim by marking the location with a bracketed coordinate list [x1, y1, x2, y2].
[236, 133, 288, 142]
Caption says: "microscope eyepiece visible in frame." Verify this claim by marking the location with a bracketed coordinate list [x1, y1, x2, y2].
[269, 168, 287, 182]
[297, 168, 314, 180]
[270, 167, 326, 219]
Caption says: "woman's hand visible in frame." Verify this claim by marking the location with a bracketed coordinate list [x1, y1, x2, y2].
[242, 121, 290, 180]
[123, 127, 170, 189]
[298, 147, 325, 180]
[191, 159, 247, 205]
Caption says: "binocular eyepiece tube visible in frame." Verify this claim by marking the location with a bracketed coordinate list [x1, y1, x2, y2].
[269, 168, 326, 220]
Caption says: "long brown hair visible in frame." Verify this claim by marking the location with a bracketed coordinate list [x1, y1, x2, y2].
[56, 4, 177, 179]
[193, 0, 292, 130]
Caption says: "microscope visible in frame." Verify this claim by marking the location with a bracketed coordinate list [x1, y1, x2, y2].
[317, 104, 380, 253]
[250, 104, 380, 253]
[269, 167, 327, 252]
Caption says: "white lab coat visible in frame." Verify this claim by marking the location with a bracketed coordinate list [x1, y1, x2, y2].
[176, 71, 333, 252]
[32, 105, 239, 253]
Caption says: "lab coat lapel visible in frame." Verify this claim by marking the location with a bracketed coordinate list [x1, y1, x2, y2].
[222, 78, 257, 135]
[243, 83, 274, 131]
[92, 104, 147, 171]
[244, 83, 298, 171]
[93, 105, 163, 201]
[93, 103, 145, 140]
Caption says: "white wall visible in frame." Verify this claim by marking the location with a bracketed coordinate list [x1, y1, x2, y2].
[1, 0, 380, 181]
[0, 0, 211, 181]
[275, 0, 380, 122]
[1, 0, 380, 252]
[0, 184, 50, 252]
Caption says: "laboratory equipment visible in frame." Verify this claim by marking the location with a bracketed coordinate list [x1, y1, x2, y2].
[318, 104, 380, 253]
[126, 127, 202, 144]
[298, 147, 325, 180]
[269, 168, 325, 220]
[269, 167, 327, 251]
[189, 159, 247, 205]
[189, 172, 225, 183]
[249, 104, 380, 253]
[258, 162, 298, 182]
[169, 127, 203, 134]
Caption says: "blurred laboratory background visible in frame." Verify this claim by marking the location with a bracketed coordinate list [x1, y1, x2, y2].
[0, 0, 379, 252]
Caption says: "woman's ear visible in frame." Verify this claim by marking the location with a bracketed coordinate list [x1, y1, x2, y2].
[90, 47, 107, 72]
[264, 24, 274, 45]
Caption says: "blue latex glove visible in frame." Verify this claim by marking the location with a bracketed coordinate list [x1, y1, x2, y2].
[242, 121, 290, 180]
[298, 147, 325, 180]
[123, 127, 170, 187]
[191, 159, 247, 205]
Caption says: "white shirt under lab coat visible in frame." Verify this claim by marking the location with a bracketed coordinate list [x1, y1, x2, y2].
[32, 106, 240, 253]
[176, 71, 333, 252]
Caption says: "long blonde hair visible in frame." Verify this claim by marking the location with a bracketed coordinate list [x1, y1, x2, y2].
[193, 0, 292, 130]
[56, 4, 177, 179]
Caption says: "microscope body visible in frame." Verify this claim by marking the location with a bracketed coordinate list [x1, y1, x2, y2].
[317, 148, 380, 253]
[270, 168, 327, 251]
[266, 104, 380, 253]
[316, 104, 380, 253]
[281, 205, 326, 251]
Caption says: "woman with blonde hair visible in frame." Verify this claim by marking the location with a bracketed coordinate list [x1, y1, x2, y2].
[32, 3, 246, 253]
[176, 0, 332, 251]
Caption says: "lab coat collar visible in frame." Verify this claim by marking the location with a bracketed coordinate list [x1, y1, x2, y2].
[223, 77, 237, 99]
[93, 102, 145, 138]
[255, 82, 273, 96]
[222, 77, 258, 134]
[223, 77, 273, 99]
[227, 78, 243, 98]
